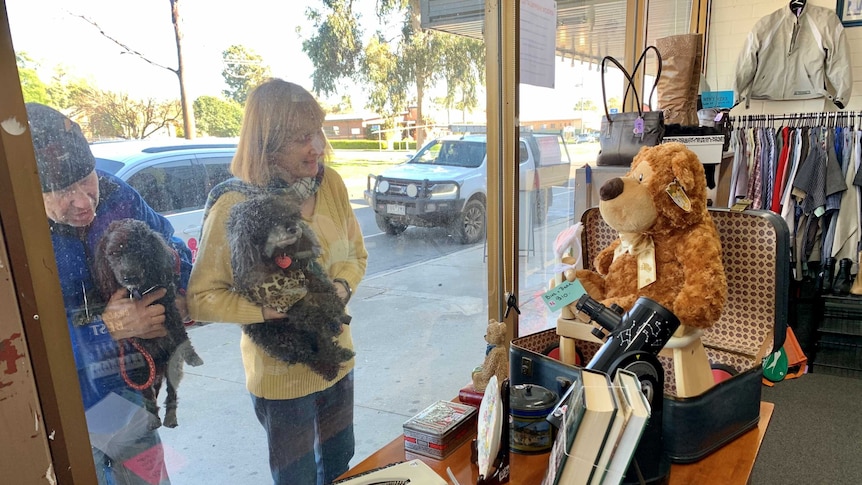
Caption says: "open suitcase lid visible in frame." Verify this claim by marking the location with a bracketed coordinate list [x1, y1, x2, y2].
[579, 207, 790, 361]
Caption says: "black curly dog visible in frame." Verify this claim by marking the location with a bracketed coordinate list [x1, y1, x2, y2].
[226, 195, 353, 380]
[93, 219, 203, 428]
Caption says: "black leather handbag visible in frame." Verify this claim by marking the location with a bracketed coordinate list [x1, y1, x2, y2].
[597, 47, 665, 167]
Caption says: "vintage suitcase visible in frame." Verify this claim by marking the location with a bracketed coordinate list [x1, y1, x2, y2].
[511, 207, 789, 463]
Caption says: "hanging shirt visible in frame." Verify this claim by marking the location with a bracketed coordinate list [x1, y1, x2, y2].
[793, 128, 827, 216]
[748, 128, 764, 209]
[734, 5, 853, 108]
[830, 131, 859, 262]
[771, 126, 792, 212]
[729, 128, 750, 205]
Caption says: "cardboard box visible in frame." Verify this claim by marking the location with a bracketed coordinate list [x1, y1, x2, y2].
[662, 135, 725, 164]
[403, 400, 478, 459]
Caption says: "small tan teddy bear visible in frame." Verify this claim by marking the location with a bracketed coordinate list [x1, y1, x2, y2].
[472, 319, 509, 393]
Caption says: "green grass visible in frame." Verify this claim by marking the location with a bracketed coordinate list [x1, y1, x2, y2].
[328, 152, 405, 180]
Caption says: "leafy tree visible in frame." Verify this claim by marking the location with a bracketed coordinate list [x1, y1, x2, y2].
[438, 35, 485, 119]
[362, 34, 409, 123]
[16, 53, 49, 104]
[608, 97, 621, 111]
[332, 95, 353, 114]
[194, 95, 243, 137]
[221, 45, 273, 104]
[45, 66, 95, 113]
[302, 0, 363, 96]
[574, 99, 597, 111]
[302, 0, 484, 146]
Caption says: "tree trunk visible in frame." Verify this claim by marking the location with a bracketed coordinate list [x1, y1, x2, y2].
[416, 75, 425, 147]
[409, 0, 426, 147]
[171, 0, 196, 139]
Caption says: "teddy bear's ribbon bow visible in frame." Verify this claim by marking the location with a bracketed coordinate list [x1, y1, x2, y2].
[614, 233, 657, 289]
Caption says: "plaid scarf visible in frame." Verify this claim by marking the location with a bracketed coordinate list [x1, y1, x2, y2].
[201, 163, 324, 229]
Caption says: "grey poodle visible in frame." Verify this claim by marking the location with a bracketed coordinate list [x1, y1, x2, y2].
[226, 194, 353, 381]
[93, 218, 203, 429]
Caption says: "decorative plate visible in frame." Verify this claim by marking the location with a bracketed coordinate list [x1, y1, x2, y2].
[476, 375, 502, 478]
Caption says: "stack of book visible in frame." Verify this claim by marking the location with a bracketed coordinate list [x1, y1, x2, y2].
[541, 368, 651, 485]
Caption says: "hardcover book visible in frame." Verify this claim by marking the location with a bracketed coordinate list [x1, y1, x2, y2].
[541, 378, 586, 485]
[544, 367, 618, 485]
[602, 369, 651, 485]
[590, 370, 633, 485]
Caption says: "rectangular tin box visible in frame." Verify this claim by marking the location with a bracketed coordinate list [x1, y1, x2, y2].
[403, 400, 478, 459]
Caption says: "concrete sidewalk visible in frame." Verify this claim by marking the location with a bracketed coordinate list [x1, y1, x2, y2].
[158, 185, 573, 482]
[159, 244, 495, 484]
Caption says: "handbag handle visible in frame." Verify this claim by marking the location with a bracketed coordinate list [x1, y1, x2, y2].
[600, 55, 642, 123]
[622, 46, 662, 111]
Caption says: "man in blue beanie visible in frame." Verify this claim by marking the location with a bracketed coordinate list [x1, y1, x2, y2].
[27, 102, 192, 485]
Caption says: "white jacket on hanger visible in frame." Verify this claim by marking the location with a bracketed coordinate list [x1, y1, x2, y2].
[734, 4, 853, 108]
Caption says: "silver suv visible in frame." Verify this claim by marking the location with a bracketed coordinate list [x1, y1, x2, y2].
[90, 139, 237, 261]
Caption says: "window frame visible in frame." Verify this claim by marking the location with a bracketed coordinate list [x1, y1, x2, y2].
[0, 0, 711, 480]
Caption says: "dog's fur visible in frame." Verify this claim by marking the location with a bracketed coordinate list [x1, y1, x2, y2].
[226, 195, 353, 381]
[93, 219, 203, 428]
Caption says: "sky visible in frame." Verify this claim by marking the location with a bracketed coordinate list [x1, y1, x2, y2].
[7, 0, 385, 101]
[6, 0, 622, 125]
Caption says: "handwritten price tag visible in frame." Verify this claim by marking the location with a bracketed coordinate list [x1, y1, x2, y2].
[541, 279, 586, 312]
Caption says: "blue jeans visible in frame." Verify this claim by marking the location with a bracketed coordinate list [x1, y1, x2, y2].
[252, 372, 355, 485]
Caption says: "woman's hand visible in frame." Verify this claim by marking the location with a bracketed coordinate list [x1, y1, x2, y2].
[333, 278, 351, 303]
[262, 307, 287, 320]
[102, 288, 169, 340]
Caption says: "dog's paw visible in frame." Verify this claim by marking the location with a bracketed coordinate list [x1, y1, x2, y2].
[311, 360, 342, 381]
[334, 347, 355, 364]
[163, 410, 178, 428]
[147, 414, 163, 430]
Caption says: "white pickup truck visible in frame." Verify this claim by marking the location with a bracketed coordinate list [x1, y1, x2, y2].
[364, 131, 571, 244]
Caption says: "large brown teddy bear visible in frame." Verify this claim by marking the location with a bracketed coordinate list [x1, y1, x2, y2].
[566, 142, 727, 329]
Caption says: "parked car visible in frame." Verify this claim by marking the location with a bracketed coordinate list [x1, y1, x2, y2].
[576, 133, 598, 143]
[364, 130, 571, 244]
[90, 139, 237, 262]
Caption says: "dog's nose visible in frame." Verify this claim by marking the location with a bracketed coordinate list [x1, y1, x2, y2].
[600, 178, 624, 201]
[121, 275, 141, 287]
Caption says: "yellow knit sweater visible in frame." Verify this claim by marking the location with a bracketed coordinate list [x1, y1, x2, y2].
[187, 167, 368, 399]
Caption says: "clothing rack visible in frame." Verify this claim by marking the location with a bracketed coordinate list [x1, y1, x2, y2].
[729, 111, 862, 128]
[723, 110, 861, 272]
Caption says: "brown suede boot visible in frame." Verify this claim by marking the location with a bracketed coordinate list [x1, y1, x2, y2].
[656, 34, 703, 126]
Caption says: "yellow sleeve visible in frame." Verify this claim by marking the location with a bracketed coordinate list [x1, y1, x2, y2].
[187, 192, 265, 324]
[319, 168, 368, 292]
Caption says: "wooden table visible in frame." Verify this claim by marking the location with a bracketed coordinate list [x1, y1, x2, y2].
[339, 401, 774, 484]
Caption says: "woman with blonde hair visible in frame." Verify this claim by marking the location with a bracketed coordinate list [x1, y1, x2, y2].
[187, 78, 367, 484]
